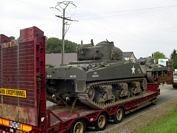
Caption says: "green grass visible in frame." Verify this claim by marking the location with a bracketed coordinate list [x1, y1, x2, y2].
[135, 104, 177, 133]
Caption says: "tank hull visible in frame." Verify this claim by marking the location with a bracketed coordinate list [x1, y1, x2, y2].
[46, 41, 169, 109]
[46, 62, 147, 109]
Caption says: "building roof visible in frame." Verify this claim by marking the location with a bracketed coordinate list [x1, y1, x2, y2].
[122, 52, 134, 58]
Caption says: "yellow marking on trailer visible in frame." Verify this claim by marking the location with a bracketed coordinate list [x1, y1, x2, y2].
[0, 88, 26, 98]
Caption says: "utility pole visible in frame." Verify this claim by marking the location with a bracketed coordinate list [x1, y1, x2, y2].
[61, 8, 65, 65]
[51, 1, 77, 65]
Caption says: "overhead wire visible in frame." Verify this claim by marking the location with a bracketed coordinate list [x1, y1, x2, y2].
[75, 4, 177, 19]
[75, 5, 177, 50]
[74, 8, 150, 46]
[1, 0, 176, 54]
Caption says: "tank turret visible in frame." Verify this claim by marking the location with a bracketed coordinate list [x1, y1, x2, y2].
[137, 57, 168, 83]
[77, 40, 122, 61]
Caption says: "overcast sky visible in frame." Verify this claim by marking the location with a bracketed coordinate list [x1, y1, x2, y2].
[0, 0, 177, 58]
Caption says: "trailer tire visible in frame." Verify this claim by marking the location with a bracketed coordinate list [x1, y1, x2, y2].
[94, 113, 107, 131]
[113, 107, 124, 124]
[69, 119, 86, 133]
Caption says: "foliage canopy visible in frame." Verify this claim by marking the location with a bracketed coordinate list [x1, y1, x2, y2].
[46, 37, 80, 54]
[153, 51, 166, 64]
[170, 49, 177, 70]
[9, 36, 15, 41]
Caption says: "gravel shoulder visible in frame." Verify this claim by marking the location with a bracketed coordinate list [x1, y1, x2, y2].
[104, 97, 177, 133]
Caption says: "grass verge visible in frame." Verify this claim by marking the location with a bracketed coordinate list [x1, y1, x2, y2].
[104, 97, 177, 133]
[135, 103, 177, 133]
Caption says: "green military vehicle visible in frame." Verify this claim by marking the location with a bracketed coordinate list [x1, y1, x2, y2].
[46, 40, 168, 109]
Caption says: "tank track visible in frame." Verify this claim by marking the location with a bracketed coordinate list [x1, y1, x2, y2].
[78, 78, 147, 109]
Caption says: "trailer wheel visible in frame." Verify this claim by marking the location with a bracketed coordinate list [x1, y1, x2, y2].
[94, 113, 107, 131]
[69, 119, 86, 133]
[113, 107, 124, 123]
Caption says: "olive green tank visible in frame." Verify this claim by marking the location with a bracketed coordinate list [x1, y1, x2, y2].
[46, 40, 168, 109]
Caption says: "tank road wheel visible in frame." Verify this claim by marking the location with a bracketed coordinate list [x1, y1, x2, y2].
[69, 119, 86, 133]
[113, 88, 120, 101]
[94, 92, 104, 104]
[113, 107, 124, 124]
[129, 88, 134, 97]
[141, 78, 147, 93]
[147, 72, 156, 83]
[110, 92, 116, 102]
[127, 90, 131, 98]
[88, 87, 95, 100]
[94, 113, 107, 131]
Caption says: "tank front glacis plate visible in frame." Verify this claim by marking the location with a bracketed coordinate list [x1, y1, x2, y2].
[46, 65, 87, 80]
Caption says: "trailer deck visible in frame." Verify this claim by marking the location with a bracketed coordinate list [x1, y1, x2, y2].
[45, 85, 158, 133]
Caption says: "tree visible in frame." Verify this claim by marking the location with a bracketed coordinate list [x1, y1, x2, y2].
[153, 51, 166, 64]
[9, 36, 15, 41]
[170, 49, 176, 60]
[65, 39, 79, 53]
[46, 37, 79, 54]
[46, 37, 62, 53]
[170, 49, 177, 70]
[174, 55, 177, 70]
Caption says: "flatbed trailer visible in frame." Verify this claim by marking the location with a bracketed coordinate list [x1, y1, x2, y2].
[0, 27, 173, 133]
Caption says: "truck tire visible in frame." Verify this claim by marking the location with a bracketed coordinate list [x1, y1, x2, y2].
[94, 113, 107, 131]
[113, 107, 124, 123]
[69, 119, 86, 133]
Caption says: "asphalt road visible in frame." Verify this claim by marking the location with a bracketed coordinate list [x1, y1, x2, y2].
[86, 84, 177, 133]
